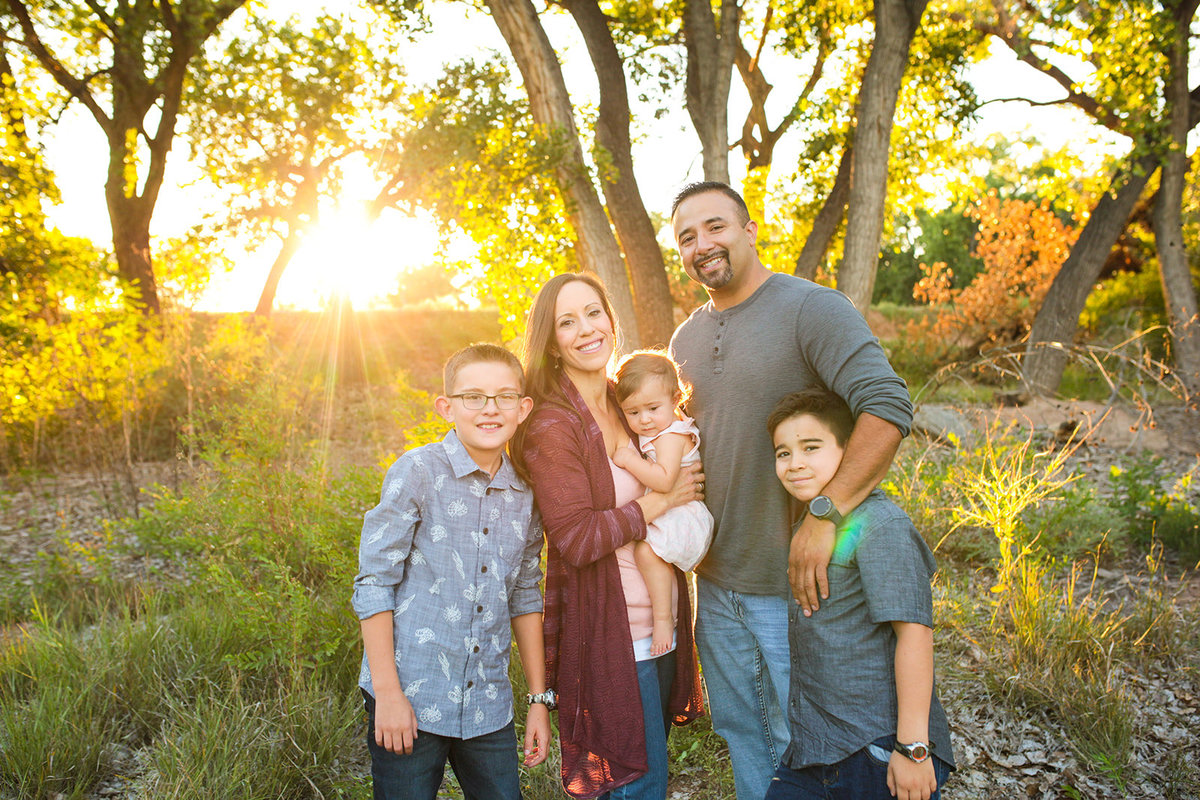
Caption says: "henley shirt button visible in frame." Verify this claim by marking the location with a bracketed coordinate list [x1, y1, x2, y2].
[483, 527, 489, 535]
[481, 566, 488, 573]
[476, 605, 484, 612]
[473, 645, 480, 653]
[467, 680, 474, 688]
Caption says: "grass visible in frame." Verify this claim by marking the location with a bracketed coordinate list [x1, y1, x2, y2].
[3, 308, 1199, 798]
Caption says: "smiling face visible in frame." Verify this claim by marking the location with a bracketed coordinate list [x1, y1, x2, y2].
[552, 280, 615, 378]
[619, 377, 680, 439]
[435, 360, 532, 474]
[772, 413, 846, 503]
[672, 190, 759, 299]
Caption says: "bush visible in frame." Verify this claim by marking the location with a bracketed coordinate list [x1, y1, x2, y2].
[1109, 454, 1200, 562]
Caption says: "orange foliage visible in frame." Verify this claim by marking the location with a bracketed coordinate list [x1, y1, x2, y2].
[911, 193, 1079, 359]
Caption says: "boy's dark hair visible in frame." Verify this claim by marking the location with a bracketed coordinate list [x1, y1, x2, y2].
[614, 350, 691, 406]
[443, 343, 524, 395]
[670, 181, 751, 226]
[767, 388, 854, 447]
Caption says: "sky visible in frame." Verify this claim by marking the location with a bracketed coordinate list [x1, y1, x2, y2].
[37, 2, 1128, 312]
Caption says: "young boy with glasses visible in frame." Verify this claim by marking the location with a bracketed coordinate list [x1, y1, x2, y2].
[352, 343, 552, 800]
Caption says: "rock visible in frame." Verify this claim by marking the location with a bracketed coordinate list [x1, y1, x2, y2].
[913, 405, 973, 443]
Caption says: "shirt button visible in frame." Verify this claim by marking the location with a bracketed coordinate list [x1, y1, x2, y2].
[473, 645, 480, 653]
[483, 527, 489, 535]
[476, 605, 484, 612]
[481, 566, 488, 573]
[467, 681, 474, 688]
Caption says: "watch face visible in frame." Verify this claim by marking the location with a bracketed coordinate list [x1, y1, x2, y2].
[809, 496, 832, 517]
[910, 744, 929, 760]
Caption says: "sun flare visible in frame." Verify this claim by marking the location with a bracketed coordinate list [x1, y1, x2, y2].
[276, 206, 441, 311]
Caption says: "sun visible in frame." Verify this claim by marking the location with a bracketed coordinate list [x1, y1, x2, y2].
[276, 205, 441, 311]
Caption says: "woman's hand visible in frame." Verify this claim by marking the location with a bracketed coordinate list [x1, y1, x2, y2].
[666, 461, 704, 508]
[523, 704, 552, 766]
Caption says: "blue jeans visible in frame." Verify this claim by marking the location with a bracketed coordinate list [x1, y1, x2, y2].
[603, 651, 675, 800]
[695, 577, 792, 800]
[363, 691, 520, 800]
[764, 736, 952, 800]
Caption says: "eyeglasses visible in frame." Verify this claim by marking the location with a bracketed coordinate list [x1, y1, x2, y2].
[449, 392, 522, 410]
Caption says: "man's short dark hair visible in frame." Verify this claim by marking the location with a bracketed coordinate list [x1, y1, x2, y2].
[671, 181, 751, 226]
[767, 388, 855, 447]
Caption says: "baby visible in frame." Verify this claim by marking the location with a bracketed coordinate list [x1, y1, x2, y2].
[614, 351, 715, 655]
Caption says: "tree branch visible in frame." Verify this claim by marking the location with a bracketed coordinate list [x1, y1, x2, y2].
[957, 5, 1124, 135]
[750, 3, 772, 74]
[82, 0, 117, 37]
[3, 0, 111, 130]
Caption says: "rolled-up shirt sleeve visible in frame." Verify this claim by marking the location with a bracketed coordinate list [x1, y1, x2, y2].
[351, 455, 426, 620]
[796, 289, 914, 437]
[508, 507, 545, 617]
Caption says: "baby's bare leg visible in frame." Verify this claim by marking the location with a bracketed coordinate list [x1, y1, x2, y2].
[635, 540, 676, 656]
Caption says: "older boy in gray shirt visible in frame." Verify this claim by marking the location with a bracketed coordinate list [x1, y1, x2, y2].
[766, 389, 954, 800]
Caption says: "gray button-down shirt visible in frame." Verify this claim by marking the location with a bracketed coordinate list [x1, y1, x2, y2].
[352, 429, 543, 739]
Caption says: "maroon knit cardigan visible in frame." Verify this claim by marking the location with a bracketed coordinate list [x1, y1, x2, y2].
[521, 375, 703, 799]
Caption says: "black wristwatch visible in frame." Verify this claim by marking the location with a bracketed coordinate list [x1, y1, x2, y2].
[526, 690, 557, 711]
[893, 740, 933, 763]
[807, 495, 844, 527]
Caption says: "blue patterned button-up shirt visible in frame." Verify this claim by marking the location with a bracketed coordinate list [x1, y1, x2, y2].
[352, 429, 543, 739]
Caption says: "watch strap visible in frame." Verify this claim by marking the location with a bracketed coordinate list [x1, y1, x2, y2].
[526, 690, 557, 710]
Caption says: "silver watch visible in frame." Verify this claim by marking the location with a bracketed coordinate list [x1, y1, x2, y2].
[893, 740, 932, 763]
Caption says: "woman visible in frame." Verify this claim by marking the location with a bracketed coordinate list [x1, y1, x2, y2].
[513, 273, 704, 799]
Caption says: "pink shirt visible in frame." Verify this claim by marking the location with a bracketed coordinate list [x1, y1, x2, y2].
[610, 443, 678, 651]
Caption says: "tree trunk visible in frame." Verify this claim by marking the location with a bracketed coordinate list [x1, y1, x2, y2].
[1025, 83, 1200, 396]
[4, 0, 247, 315]
[485, 0, 641, 346]
[838, 0, 928, 311]
[562, 0, 675, 347]
[255, 229, 305, 316]
[1152, 0, 1200, 401]
[794, 145, 853, 281]
[733, 26, 824, 173]
[1023, 154, 1156, 394]
[683, 0, 740, 184]
[104, 154, 161, 314]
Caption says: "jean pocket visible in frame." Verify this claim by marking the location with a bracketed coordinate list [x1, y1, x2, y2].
[866, 743, 891, 765]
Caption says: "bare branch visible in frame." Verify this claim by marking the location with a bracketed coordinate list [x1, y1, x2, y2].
[956, 5, 1124, 135]
[750, 3, 772, 74]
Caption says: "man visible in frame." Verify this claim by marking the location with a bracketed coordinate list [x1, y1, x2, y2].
[668, 181, 914, 800]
